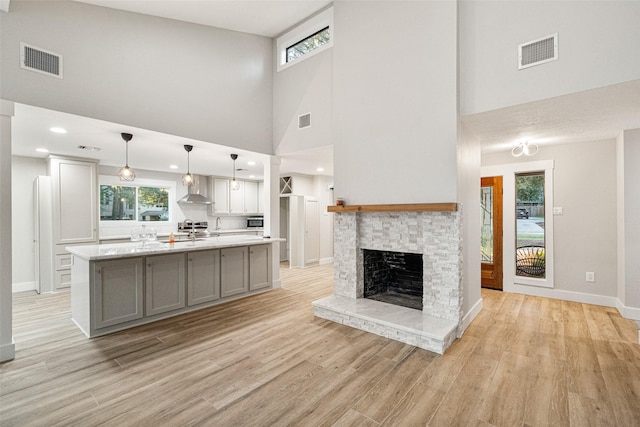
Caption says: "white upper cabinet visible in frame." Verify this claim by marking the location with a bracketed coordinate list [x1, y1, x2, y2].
[209, 177, 263, 216]
[244, 181, 259, 215]
[211, 178, 230, 215]
[229, 180, 245, 214]
[48, 156, 98, 244]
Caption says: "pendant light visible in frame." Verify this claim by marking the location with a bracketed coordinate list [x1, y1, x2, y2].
[118, 132, 135, 181]
[182, 145, 194, 186]
[230, 154, 240, 190]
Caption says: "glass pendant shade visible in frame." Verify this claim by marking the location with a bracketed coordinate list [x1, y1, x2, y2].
[182, 173, 194, 186]
[230, 154, 240, 191]
[119, 133, 135, 181]
[182, 145, 194, 186]
[118, 165, 135, 181]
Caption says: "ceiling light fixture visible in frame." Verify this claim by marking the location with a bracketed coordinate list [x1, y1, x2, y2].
[35, 148, 49, 153]
[49, 127, 67, 134]
[316, 167, 325, 172]
[118, 132, 135, 181]
[182, 145, 194, 186]
[169, 164, 178, 170]
[247, 160, 256, 166]
[230, 154, 240, 190]
[511, 140, 539, 157]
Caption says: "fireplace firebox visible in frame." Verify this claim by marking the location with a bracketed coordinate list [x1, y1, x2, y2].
[363, 249, 423, 311]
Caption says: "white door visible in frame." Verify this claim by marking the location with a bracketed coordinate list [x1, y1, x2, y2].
[304, 198, 319, 265]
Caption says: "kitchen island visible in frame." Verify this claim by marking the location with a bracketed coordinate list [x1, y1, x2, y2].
[67, 235, 280, 338]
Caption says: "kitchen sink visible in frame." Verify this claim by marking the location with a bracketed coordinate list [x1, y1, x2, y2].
[159, 238, 207, 243]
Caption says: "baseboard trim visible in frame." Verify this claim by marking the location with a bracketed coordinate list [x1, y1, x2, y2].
[509, 284, 621, 310]
[272, 279, 282, 289]
[319, 257, 334, 265]
[0, 341, 15, 363]
[12, 281, 36, 293]
[459, 297, 483, 337]
[616, 299, 640, 321]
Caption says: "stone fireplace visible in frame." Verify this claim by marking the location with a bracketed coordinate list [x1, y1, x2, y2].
[312, 204, 463, 354]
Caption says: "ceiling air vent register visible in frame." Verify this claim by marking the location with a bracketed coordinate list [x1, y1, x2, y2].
[20, 43, 63, 78]
[298, 113, 311, 129]
[518, 33, 558, 70]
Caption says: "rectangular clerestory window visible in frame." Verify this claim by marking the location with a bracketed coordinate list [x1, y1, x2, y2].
[276, 7, 333, 71]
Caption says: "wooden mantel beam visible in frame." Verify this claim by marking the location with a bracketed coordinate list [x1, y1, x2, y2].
[327, 203, 458, 213]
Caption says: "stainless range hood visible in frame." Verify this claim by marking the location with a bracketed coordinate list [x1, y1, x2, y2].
[177, 175, 213, 205]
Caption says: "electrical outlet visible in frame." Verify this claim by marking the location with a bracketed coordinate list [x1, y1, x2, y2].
[586, 272, 595, 282]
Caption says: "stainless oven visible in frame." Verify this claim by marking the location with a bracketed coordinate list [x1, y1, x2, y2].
[246, 217, 264, 228]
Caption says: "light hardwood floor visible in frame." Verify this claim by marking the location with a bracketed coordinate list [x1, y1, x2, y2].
[2, 263, 639, 426]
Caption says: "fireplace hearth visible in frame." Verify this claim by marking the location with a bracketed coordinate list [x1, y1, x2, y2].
[313, 204, 463, 354]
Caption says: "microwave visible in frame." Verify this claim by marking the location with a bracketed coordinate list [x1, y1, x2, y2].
[247, 217, 264, 228]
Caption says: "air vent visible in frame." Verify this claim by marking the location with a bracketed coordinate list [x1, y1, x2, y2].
[298, 113, 311, 129]
[518, 33, 558, 70]
[20, 43, 63, 78]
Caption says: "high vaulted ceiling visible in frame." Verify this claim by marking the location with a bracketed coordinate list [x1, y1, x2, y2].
[74, 0, 332, 37]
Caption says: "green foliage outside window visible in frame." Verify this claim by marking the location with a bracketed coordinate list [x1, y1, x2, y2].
[100, 185, 169, 221]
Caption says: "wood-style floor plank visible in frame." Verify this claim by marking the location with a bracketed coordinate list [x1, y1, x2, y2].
[1, 263, 639, 427]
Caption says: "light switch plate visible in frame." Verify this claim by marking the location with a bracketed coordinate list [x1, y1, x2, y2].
[586, 272, 595, 282]
[553, 207, 563, 215]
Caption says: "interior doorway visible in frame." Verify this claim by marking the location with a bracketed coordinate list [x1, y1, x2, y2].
[481, 176, 503, 290]
[279, 197, 290, 262]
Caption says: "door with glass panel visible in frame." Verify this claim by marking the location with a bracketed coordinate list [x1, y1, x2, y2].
[481, 176, 503, 290]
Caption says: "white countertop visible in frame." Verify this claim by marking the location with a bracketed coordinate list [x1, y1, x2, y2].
[99, 228, 263, 241]
[67, 235, 282, 261]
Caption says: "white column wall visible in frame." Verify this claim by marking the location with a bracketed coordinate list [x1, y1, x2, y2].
[618, 129, 640, 319]
[0, 100, 15, 362]
[264, 156, 281, 288]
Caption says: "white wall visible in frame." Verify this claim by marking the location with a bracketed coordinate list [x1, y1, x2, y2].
[273, 49, 332, 156]
[1, 100, 15, 362]
[332, 0, 458, 205]
[459, 0, 640, 115]
[11, 156, 46, 290]
[457, 124, 482, 330]
[1, 1, 274, 154]
[617, 129, 640, 317]
[313, 175, 335, 263]
[482, 139, 618, 299]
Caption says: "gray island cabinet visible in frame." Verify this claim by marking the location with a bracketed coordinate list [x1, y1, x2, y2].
[67, 236, 277, 338]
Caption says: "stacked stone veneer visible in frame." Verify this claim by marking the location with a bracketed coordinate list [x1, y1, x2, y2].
[333, 210, 463, 324]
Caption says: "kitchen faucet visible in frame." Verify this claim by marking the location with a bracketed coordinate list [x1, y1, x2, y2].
[184, 218, 196, 241]
[215, 217, 222, 230]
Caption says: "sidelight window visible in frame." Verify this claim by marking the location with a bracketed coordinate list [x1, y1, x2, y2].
[515, 172, 545, 278]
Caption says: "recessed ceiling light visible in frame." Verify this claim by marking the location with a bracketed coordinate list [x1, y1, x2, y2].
[169, 165, 178, 169]
[316, 167, 325, 172]
[35, 148, 49, 153]
[249, 175, 255, 178]
[247, 161, 256, 166]
[49, 127, 67, 134]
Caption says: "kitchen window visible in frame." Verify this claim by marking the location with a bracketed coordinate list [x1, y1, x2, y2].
[100, 185, 169, 221]
[276, 7, 333, 71]
[99, 176, 176, 223]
